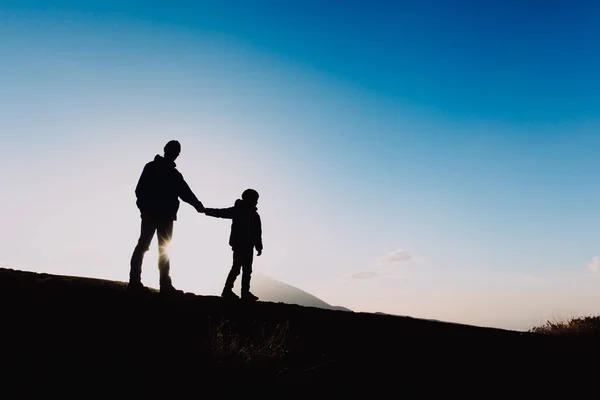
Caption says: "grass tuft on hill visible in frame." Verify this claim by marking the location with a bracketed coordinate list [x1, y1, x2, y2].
[210, 318, 290, 366]
[530, 316, 600, 336]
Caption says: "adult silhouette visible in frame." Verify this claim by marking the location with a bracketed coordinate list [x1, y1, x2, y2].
[128, 140, 204, 294]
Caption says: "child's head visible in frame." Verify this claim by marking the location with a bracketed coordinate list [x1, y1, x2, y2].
[242, 188, 259, 206]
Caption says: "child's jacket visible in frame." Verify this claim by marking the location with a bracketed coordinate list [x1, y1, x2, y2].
[204, 199, 263, 251]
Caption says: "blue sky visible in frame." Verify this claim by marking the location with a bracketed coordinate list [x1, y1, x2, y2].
[1, 1, 599, 329]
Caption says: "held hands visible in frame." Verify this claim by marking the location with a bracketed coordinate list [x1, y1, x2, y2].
[194, 203, 205, 213]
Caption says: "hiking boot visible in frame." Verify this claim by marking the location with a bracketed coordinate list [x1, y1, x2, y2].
[221, 288, 240, 300]
[126, 281, 150, 293]
[160, 283, 184, 296]
[241, 292, 259, 302]
[159, 275, 183, 295]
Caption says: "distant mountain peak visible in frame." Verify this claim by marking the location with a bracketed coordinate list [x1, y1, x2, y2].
[236, 272, 352, 312]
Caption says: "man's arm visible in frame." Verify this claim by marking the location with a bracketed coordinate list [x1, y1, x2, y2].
[135, 165, 149, 198]
[135, 164, 154, 209]
[204, 206, 236, 219]
[177, 172, 204, 211]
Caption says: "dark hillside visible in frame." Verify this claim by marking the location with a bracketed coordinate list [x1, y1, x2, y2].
[0, 268, 596, 397]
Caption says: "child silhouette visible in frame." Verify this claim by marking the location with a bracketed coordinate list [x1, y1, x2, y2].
[204, 189, 263, 301]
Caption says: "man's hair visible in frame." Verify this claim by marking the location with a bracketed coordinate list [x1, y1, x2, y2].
[242, 188, 259, 202]
[164, 140, 181, 153]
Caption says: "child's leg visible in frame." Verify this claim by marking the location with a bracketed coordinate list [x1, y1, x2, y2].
[241, 247, 255, 295]
[223, 248, 243, 292]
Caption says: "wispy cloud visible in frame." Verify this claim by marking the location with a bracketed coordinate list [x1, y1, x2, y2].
[588, 256, 600, 274]
[378, 249, 412, 264]
[346, 271, 379, 280]
[345, 248, 421, 280]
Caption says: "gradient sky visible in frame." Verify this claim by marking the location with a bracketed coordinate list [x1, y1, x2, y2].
[1, 1, 599, 330]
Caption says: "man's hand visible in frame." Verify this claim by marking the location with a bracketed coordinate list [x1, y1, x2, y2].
[257, 249, 262, 256]
[194, 203, 205, 213]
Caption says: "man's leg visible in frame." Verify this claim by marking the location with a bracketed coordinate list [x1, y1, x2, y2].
[129, 218, 157, 287]
[156, 219, 175, 290]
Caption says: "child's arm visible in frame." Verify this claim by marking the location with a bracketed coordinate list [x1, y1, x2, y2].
[255, 214, 263, 255]
[204, 206, 235, 219]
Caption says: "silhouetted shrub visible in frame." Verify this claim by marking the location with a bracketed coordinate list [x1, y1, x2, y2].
[530, 316, 600, 336]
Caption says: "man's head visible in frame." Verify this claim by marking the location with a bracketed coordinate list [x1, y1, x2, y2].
[164, 140, 181, 162]
[242, 188, 259, 207]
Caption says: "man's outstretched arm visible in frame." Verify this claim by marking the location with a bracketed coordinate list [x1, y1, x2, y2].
[177, 173, 204, 212]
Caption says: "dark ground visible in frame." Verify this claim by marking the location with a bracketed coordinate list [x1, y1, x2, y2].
[0, 267, 597, 397]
